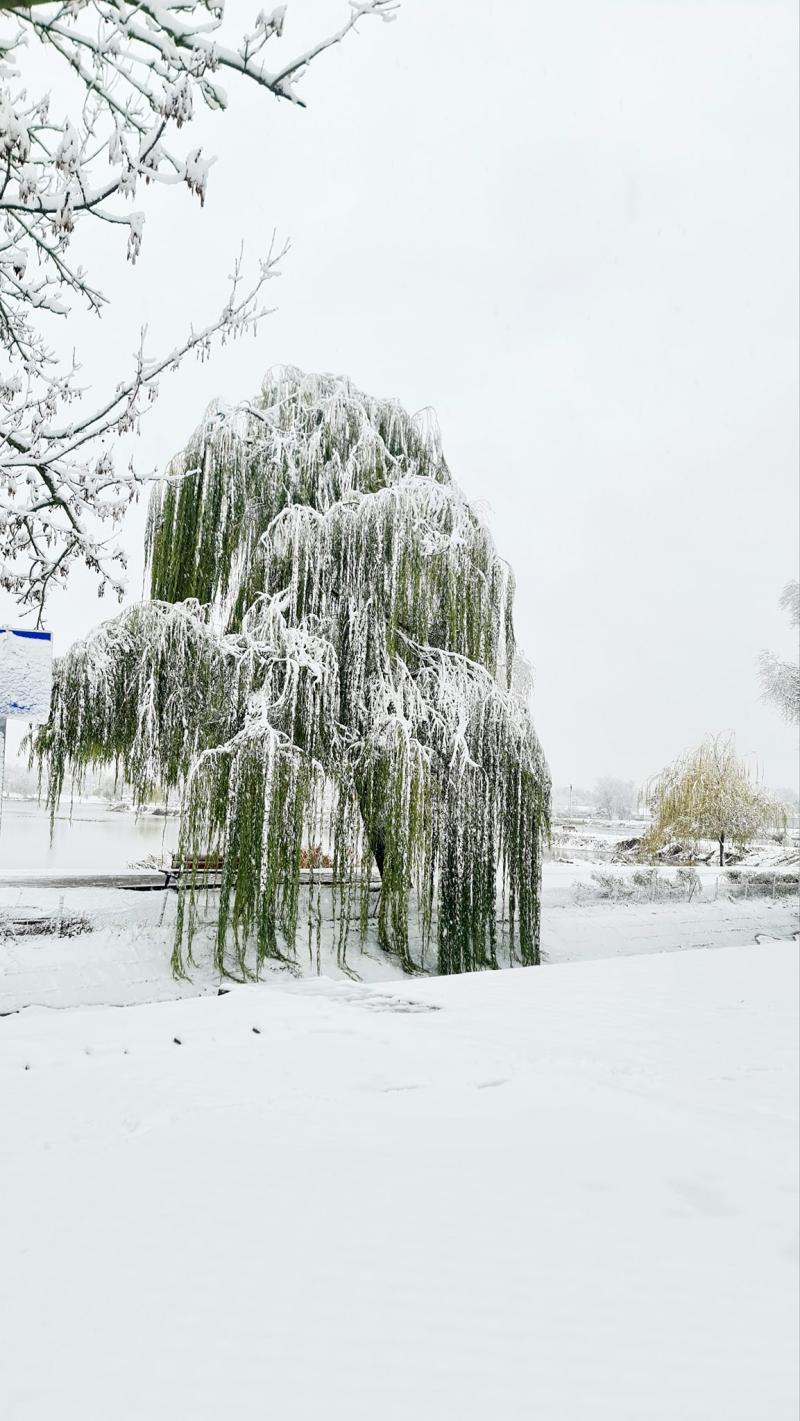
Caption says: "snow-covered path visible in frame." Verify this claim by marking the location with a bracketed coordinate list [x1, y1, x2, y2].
[2, 941, 797, 1420]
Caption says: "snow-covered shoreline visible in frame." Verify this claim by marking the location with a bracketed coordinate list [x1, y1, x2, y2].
[2, 861, 797, 1014]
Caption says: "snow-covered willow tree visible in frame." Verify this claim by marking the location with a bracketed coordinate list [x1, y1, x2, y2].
[0, 0, 395, 617]
[643, 733, 787, 867]
[34, 368, 551, 978]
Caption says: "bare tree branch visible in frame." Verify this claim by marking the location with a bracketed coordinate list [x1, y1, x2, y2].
[758, 582, 800, 724]
[0, 0, 397, 613]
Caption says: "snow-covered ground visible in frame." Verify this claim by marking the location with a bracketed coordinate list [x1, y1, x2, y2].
[1, 865, 798, 1012]
[2, 819, 798, 1013]
[2, 940, 797, 1420]
[551, 814, 800, 868]
[1, 806, 797, 1414]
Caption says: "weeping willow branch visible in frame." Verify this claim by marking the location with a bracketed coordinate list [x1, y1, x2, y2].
[34, 367, 551, 977]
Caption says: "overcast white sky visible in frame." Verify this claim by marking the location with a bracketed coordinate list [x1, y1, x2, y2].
[3, 0, 798, 791]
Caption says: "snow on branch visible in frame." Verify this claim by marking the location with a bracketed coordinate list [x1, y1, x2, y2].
[0, 1, 396, 614]
[759, 581, 800, 725]
[643, 732, 787, 866]
[1, 241, 284, 619]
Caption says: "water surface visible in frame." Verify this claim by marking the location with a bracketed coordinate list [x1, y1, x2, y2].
[0, 799, 179, 875]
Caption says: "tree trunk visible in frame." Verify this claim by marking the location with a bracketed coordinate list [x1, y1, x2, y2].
[719, 833, 725, 867]
[370, 827, 386, 879]
[354, 779, 386, 880]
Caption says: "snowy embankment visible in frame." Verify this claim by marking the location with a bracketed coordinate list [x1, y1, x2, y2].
[1, 862, 798, 1012]
[2, 940, 797, 1420]
[1, 804, 796, 1011]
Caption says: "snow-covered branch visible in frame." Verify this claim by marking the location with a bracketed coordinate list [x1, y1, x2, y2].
[758, 581, 799, 725]
[0, 1, 396, 612]
[1, 242, 284, 620]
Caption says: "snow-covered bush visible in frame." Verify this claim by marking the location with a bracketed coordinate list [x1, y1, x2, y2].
[34, 368, 551, 978]
[725, 871, 799, 901]
[0, 907, 91, 939]
[576, 867, 701, 903]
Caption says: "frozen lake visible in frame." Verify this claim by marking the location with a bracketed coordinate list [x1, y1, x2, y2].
[0, 799, 179, 875]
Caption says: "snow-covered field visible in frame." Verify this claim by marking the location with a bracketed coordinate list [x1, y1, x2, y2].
[1, 805, 798, 1415]
[2, 940, 797, 1420]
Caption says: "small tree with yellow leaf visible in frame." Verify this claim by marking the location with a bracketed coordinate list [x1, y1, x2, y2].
[643, 734, 787, 867]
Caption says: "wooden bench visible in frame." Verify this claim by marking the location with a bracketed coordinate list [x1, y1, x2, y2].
[164, 853, 224, 889]
[162, 855, 382, 893]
